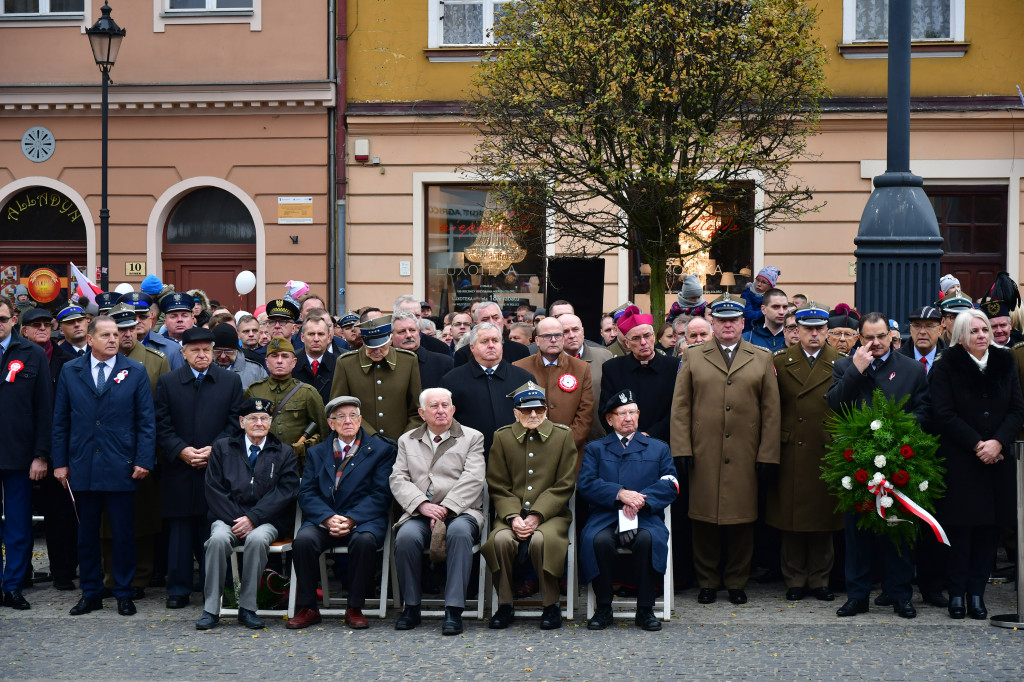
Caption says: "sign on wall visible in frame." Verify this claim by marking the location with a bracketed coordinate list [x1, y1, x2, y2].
[277, 197, 313, 224]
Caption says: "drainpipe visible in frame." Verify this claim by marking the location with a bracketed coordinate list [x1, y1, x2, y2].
[327, 0, 338, 313]
[334, 0, 348, 314]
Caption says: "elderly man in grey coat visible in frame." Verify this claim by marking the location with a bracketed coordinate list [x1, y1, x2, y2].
[389, 387, 486, 636]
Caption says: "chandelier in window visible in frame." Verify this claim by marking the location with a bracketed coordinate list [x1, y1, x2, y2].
[464, 208, 527, 276]
[677, 207, 721, 286]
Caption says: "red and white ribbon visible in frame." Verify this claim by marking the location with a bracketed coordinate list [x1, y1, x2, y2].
[5, 359, 24, 382]
[113, 369, 128, 384]
[867, 475, 949, 546]
[557, 373, 578, 392]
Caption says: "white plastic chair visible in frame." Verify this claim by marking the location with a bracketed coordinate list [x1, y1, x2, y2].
[219, 506, 300, 619]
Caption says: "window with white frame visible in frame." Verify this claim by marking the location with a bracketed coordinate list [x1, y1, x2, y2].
[843, 0, 965, 43]
[166, 0, 252, 11]
[0, 0, 83, 15]
[430, 0, 513, 47]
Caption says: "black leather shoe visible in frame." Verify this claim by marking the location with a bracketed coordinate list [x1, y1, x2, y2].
[53, 579, 76, 591]
[922, 591, 949, 608]
[873, 591, 892, 606]
[540, 604, 562, 630]
[785, 587, 805, 601]
[196, 611, 220, 630]
[967, 595, 987, 620]
[810, 587, 835, 601]
[587, 605, 614, 630]
[635, 607, 661, 631]
[3, 590, 30, 610]
[836, 598, 869, 617]
[395, 605, 421, 630]
[442, 608, 463, 636]
[70, 596, 104, 615]
[489, 603, 515, 629]
[117, 598, 137, 616]
[697, 588, 717, 604]
[728, 589, 747, 605]
[947, 595, 966, 619]
[166, 595, 191, 609]
[893, 599, 917, 619]
[238, 607, 264, 629]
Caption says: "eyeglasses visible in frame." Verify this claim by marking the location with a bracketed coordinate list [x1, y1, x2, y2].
[860, 333, 889, 342]
[453, 321, 471, 327]
[827, 331, 855, 339]
[537, 333, 563, 341]
[245, 415, 272, 423]
[784, 324, 799, 331]
[25, 322, 50, 329]
[214, 348, 237, 356]
[627, 332, 655, 343]
[517, 407, 546, 415]
[329, 413, 361, 422]
[0, 316, 12, 324]
[910, 322, 939, 330]
[612, 408, 639, 418]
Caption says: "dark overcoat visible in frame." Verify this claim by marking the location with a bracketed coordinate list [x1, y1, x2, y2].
[0, 334, 52, 469]
[600, 352, 679, 442]
[930, 344, 1024, 526]
[577, 431, 678, 584]
[439, 360, 535, 456]
[415, 345, 453, 390]
[298, 428, 396, 546]
[292, 351, 335, 406]
[766, 344, 843, 532]
[826, 352, 930, 423]
[154, 363, 243, 517]
[51, 353, 155, 491]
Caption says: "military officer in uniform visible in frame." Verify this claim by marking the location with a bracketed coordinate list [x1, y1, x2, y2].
[56, 302, 89, 357]
[245, 337, 328, 472]
[482, 382, 577, 631]
[766, 302, 842, 602]
[159, 292, 196, 346]
[330, 315, 423, 440]
[671, 293, 781, 605]
[117, 291, 184, 370]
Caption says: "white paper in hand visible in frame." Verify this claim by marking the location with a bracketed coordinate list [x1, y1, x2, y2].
[618, 509, 639, 532]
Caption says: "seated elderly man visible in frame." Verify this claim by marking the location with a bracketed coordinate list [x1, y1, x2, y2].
[285, 395, 397, 630]
[197, 398, 300, 630]
[390, 388, 486, 636]
[578, 389, 678, 632]
[482, 382, 577, 630]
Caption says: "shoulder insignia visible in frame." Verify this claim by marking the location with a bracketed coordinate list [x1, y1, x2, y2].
[1012, 342, 1024, 350]
[394, 348, 417, 358]
[839, 352, 849, 357]
[750, 344, 769, 352]
[495, 424, 514, 432]
[686, 341, 705, 348]
[144, 346, 165, 358]
[774, 348, 787, 356]
[551, 423, 570, 431]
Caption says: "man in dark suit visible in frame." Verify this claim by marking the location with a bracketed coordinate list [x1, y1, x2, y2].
[440, 322, 535, 457]
[285, 395, 397, 630]
[394, 294, 452, 357]
[600, 305, 678, 442]
[154, 327, 244, 609]
[52, 315, 156, 617]
[19, 307, 78, 592]
[899, 305, 944, 372]
[0, 297, 53, 609]
[827, 311, 930, 620]
[392, 311, 452, 390]
[452, 302, 530, 367]
[292, 310, 336, 404]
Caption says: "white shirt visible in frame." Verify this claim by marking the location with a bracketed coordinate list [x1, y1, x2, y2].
[542, 356, 559, 367]
[245, 436, 264, 457]
[804, 349, 821, 362]
[90, 355, 114, 386]
[423, 428, 450, 454]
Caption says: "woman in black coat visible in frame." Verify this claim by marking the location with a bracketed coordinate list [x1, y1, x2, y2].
[928, 309, 1024, 620]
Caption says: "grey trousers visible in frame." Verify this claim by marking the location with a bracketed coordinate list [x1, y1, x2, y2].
[203, 519, 278, 614]
[394, 515, 479, 609]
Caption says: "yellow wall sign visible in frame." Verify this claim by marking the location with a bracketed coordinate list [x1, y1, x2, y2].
[278, 197, 313, 224]
[125, 261, 146, 277]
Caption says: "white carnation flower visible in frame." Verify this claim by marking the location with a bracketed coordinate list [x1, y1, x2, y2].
[841, 476, 853, 490]
[870, 471, 884, 485]
[880, 496, 893, 508]
[918, 480, 929, 492]
[870, 420, 882, 431]
[873, 455, 887, 468]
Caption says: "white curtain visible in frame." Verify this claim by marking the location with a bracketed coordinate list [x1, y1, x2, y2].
[443, 1, 484, 45]
[856, 0, 951, 41]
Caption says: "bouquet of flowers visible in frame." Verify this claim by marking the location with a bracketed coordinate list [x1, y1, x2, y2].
[822, 389, 946, 549]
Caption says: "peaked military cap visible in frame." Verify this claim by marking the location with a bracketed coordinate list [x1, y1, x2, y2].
[938, 294, 973, 314]
[94, 292, 120, 314]
[794, 301, 829, 327]
[709, 292, 744, 319]
[116, 291, 154, 309]
[265, 298, 300, 321]
[159, 292, 195, 314]
[108, 302, 139, 329]
[56, 302, 86, 323]
[337, 311, 360, 328]
[507, 381, 546, 409]
[358, 314, 393, 348]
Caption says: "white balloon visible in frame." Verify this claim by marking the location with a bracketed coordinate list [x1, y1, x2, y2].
[235, 270, 256, 295]
[114, 282, 134, 294]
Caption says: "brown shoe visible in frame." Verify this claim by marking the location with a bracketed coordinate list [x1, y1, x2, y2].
[346, 607, 369, 629]
[285, 608, 322, 629]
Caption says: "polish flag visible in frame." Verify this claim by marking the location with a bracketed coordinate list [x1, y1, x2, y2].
[70, 262, 103, 303]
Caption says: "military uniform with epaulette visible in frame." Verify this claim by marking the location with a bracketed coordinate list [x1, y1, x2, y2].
[328, 315, 423, 440]
[245, 375, 327, 472]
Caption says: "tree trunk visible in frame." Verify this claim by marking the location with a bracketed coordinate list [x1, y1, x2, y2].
[646, 249, 667, 324]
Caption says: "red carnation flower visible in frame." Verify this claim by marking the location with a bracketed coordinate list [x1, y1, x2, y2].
[854, 500, 871, 514]
[854, 469, 869, 483]
[900, 445, 914, 459]
[844, 449, 854, 462]
[892, 470, 910, 487]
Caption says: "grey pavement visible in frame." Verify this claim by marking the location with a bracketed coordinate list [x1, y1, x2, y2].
[3, 545, 1023, 679]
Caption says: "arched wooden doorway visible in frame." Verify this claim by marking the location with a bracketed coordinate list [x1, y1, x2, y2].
[0, 186, 87, 314]
[162, 187, 257, 313]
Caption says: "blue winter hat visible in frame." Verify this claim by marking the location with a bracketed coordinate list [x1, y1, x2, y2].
[140, 274, 164, 296]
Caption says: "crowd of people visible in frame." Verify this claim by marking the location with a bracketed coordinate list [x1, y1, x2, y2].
[0, 266, 1020, 635]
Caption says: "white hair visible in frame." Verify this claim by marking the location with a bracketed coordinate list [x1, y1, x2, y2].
[418, 387, 453, 410]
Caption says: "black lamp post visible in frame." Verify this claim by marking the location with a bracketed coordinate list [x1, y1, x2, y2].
[853, 0, 943, 321]
[86, 1, 126, 292]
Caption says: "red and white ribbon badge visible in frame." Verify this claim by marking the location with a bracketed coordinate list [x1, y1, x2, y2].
[867, 474, 949, 546]
[5, 359, 24, 382]
[113, 369, 129, 384]
[557, 373, 578, 392]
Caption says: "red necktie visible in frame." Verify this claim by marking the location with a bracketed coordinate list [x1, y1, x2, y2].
[312, 359, 319, 376]
[434, 435, 442, 444]
[920, 356, 928, 374]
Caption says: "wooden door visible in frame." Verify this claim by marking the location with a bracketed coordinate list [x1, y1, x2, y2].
[929, 187, 1007, 300]
[163, 244, 256, 313]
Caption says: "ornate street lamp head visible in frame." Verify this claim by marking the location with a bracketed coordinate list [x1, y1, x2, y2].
[87, 1, 126, 73]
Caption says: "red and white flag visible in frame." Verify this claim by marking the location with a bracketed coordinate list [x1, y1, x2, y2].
[69, 262, 103, 303]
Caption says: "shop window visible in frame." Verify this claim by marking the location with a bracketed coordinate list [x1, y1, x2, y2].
[424, 184, 545, 318]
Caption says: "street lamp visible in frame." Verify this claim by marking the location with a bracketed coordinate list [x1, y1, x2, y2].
[86, 1, 126, 292]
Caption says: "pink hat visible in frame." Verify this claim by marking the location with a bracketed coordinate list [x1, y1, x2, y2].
[756, 266, 781, 288]
[616, 305, 655, 335]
